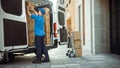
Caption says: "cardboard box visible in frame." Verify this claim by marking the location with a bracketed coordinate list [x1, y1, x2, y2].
[44, 7, 49, 14]
[44, 20, 50, 32]
[25, 2, 34, 6]
[44, 14, 50, 21]
[74, 40, 81, 48]
[44, 33, 51, 45]
[44, 14, 50, 19]
[75, 48, 82, 57]
[72, 31, 80, 40]
[44, 8, 50, 33]
[45, 39, 51, 45]
[67, 26, 72, 33]
[25, 2, 34, 10]
[25, 2, 35, 46]
[28, 33, 34, 45]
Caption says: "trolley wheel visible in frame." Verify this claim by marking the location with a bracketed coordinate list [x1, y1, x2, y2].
[66, 50, 70, 56]
[68, 51, 75, 58]
[66, 53, 68, 56]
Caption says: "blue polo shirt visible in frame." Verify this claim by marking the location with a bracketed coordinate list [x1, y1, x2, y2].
[31, 14, 45, 36]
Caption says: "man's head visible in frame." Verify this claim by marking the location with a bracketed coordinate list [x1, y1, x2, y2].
[34, 8, 45, 15]
[38, 8, 45, 15]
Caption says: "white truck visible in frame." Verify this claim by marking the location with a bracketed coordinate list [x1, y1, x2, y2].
[0, 0, 52, 64]
[0, 0, 68, 64]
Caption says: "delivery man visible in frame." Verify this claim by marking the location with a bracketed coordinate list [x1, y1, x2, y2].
[27, 6, 50, 63]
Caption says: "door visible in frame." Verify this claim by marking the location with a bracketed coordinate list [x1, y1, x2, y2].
[110, 0, 120, 55]
[58, 6, 67, 44]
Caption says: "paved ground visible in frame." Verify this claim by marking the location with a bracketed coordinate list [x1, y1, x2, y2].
[0, 45, 120, 68]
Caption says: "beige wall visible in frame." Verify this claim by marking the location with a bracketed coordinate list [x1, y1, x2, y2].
[65, 0, 76, 32]
[75, 0, 110, 54]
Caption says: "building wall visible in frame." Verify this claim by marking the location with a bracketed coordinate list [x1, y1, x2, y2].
[75, 0, 92, 55]
[93, 0, 110, 53]
[65, 0, 76, 32]
[76, 0, 110, 55]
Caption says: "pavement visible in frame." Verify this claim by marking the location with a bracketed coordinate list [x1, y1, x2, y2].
[0, 45, 120, 68]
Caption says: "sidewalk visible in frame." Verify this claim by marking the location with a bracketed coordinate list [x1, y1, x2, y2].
[0, 45, 120, 68]
[49, 45, 120, 68]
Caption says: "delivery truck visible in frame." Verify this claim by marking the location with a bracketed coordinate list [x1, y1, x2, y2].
[0, 0, 61, 64]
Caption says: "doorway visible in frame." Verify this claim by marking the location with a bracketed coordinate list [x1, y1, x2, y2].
[110, 0, 120, 55]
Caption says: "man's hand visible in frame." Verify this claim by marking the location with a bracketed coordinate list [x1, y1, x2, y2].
[27, 6, 29, 11]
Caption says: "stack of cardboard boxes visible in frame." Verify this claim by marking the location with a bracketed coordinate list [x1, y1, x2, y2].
[72, 31, 82, 57]
[44, 8, 51, 45]
[25, 2, 35, 46]
[25, 2, 51, 46]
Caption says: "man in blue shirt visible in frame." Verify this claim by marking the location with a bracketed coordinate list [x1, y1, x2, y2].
[27, 7, 50, 63]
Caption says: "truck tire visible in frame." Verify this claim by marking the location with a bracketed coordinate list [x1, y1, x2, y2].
[0, 52, 15, 64]
[8, 53, 15, 62]
[0, 51, 8, 64]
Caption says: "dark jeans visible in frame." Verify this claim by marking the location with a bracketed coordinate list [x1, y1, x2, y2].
[68, 36, 72, 48]
[35, 35, 49, 60]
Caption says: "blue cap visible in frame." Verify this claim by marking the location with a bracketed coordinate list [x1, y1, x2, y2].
[38, 8, 45, 15]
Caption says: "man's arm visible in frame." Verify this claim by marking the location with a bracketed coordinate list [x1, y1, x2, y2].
[27, 6, 38, 16]
[33, 10, 38, 15]
[27, 6, 32, 16]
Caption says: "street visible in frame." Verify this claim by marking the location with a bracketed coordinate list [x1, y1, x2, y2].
[0, 45, 120, 68]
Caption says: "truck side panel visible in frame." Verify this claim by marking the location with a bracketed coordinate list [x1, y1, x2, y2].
[0, 0, 27, 51]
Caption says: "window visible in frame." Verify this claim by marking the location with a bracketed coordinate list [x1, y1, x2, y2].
[3, 19, 27, 46]
[60, 0, 64, 5]
[69, 0, 71, 4]
[58, 12, 65, 25]
[1, 0, 22, 16]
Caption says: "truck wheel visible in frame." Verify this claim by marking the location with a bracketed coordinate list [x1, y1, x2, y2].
[0, 52, 7, 64]
[8, 53, 15, 62]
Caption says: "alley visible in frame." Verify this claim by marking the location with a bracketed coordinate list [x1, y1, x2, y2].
[0, 45, 120, 68]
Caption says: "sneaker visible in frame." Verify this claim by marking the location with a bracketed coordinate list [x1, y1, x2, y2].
[32, 59, 42, 64]
[42, 59, 50, 62]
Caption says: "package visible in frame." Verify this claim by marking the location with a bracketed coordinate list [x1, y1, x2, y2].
[44, 8, 50, 14]
[75, 48, 82, 57]
[25, 2, 35, 46]
[74, 40, 81, 48]
[44, 8, 50, 19]
[72, 31, 80, 40]
[44, 7, 50, 33]
[44, 20, 50, 33]
[25, 2, 34, 10]
[28, 33, 34, 46]
[44, 33, 51, 45]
